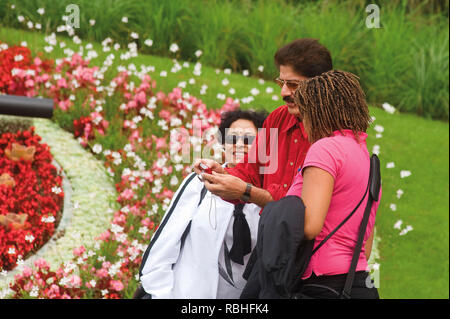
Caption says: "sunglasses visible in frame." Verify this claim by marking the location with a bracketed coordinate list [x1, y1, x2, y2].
[225, 135, 256, 145]
[274, 77, 303, 90]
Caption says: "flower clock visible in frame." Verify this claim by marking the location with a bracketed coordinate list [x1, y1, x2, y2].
[0, 128, 64, 271]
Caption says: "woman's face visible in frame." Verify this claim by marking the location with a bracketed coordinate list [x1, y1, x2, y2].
[223, 119, 258, 167]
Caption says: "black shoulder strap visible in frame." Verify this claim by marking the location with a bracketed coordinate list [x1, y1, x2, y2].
[311, 173, 370, 256]
[341, 154, 380, 299]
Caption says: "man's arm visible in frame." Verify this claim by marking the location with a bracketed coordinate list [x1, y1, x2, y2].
[201, 171, 274, 208]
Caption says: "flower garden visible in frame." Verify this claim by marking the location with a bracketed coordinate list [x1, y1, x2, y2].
[0, 39, 242, 298]
[0, 2, 448, 300]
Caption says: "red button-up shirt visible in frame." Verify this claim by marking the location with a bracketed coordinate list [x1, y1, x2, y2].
[226, 105, 310, 201]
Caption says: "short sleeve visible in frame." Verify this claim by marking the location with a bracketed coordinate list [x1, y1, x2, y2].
[301, 138, 344, 179]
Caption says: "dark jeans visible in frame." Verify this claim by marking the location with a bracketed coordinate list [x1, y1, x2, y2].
[297, 271, 379, 299]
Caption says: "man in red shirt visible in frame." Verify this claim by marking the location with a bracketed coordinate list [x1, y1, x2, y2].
[195, 38, 333, 208]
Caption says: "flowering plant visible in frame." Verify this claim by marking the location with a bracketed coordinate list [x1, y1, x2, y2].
[0, 128, 64, 271]
[0, 41, 53, 96]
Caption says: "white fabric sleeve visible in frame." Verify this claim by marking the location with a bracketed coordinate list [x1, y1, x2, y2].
[139, 172, 203, 298]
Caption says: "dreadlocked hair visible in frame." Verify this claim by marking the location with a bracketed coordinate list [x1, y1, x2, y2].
[293, 70, 371, 144]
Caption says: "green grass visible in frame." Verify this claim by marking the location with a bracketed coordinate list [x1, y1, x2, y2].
[1, 27, 448, 299]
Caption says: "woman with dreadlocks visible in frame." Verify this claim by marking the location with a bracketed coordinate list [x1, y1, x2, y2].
[285, 70, 381, 299]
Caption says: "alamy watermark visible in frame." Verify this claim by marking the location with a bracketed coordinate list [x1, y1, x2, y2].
[366, 4, 380, 29]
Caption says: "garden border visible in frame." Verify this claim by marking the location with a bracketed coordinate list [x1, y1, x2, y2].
[0, 117, 118, 292]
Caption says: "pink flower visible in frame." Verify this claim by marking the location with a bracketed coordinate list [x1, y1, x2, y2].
[73, 245, 86, 257]
[135, 91, 146, 105]
[46, 284, 60, 299]
[155, 137, 167, 150]
[22, 266, 33, 277]
[68, 275, 82, 288]
[34, 258, 50, 271]
[96, 268, 109, 278]
[57, 77, 67, 88]
[110, 280, 124, 292]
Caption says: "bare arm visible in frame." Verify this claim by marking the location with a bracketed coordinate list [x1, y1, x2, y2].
[365, 230, 374, 261]
[301, 166, 334, 240]
[201, 171, 274, 208]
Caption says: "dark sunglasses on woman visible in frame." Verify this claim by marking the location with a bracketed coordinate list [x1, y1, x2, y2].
[225, 135, 256, 145]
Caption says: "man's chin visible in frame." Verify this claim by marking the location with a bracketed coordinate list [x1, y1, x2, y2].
[286, 104, 300, 116]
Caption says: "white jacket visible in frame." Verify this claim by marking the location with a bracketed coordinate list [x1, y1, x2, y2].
[139, 172, 261, 299]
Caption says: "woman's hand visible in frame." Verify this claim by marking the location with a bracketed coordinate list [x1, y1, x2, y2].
[193, 158, 226, 176]
[201, 171, 247, 201]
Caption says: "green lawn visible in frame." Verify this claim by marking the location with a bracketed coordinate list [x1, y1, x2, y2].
[1, 27, 448, 299]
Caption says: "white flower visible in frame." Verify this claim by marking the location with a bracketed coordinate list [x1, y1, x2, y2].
[92, 144, 102, 154]
[250, 88, 260, 96]
[386, 162, 395, 168]
[144, 39, 153, 47]
[374, 125, 384, 133]
[394, 220, 403, 229]
[272, 95, 279, 101]
[265, 87, 274, 94]
[221, 78, 229, 86]
[396, 189, 404, 199]
[25, 234, 35, 243]
[217, 93, 226, 100]
[224, 68, 231, 75]
[169, 43, 179, 53]
[170, 176, 179, 186]
[14, 54, 24, 62]
[160, 70, 167, 77]
[229, 88, 236, 95]
[389, 203, 397, 211]
[130, 32, 139, 39]
[399, 225, 413, 236]
[7, 247, 16, 255]
[243, 69, 249, 76]
[258, 79, 265, 85]
[52, 186, 62, 194]
[178, 81, 186, 88]
[121, 16, 128, 23]
[37, 8, 45, 15]
[18, 15, 24, 22]
[258, 65, 264, 72]
[382, 102, 396, 114]
[400, 170, 412, 178]
[89, 19, 96, 26]
[195, 50, 202, 57]
[41, 215, 55, 223]
[372, 145, 380, 155]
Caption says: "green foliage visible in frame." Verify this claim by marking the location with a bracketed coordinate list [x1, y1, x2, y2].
[0, 0, 448, 119]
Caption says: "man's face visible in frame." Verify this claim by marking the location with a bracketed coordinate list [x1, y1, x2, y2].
[278, 65, 308, 118]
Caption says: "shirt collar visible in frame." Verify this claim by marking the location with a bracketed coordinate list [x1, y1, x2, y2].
[281, 109, 308, 140]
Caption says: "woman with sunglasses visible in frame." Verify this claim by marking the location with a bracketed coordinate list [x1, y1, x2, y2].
[137, 108, 267, 299]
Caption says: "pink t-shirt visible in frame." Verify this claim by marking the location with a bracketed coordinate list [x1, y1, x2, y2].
[286, 129, 381, 279]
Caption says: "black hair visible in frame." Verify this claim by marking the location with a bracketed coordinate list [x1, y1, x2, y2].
[274, 38, 333, 78]
[218, 108, 268, 144]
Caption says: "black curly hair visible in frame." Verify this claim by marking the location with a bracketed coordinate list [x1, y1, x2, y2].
[218, 108, 268, 144]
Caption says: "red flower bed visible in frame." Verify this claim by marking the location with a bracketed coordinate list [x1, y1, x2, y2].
[0, 41, 53, 96]
[0, 128, 64, 271]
